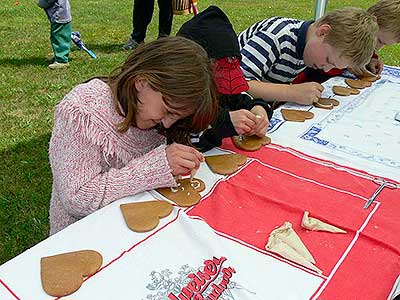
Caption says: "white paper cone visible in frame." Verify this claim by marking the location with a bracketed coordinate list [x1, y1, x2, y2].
[302, 211, 347, 233]
[270, 222, 316, 264]
[266, 236, 322, 274]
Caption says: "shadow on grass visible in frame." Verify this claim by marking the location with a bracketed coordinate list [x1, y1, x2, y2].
[83, 43, 124, 54]
[0, 56, 48, 67]
[0, 133, 52, 265]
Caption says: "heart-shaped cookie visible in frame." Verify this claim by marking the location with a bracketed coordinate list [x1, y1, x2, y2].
[281, 109, 314, 122]
[156, 178, 206, 207]
[41, 250, 103, 297]
[332, 86, 360, 96]
[314, 97, 340, 110]
[205, 153, 247, 175]
[232, 135, 271, 151]
[120, 200, 173, 232]
[359, 75, 380, 82]
[345, 79, 371, 89]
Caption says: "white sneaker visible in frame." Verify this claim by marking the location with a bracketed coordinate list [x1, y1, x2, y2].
[48, 61, 69, 70]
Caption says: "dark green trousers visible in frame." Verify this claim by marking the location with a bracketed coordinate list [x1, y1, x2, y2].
[50, 22, 72, 63]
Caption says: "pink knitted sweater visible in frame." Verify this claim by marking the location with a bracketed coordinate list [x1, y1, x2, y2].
[49, 79, 176, 234]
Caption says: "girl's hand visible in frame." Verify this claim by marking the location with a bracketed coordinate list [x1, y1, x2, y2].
[165, 143, 204, 176]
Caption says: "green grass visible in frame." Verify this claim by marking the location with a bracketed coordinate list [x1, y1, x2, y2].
[1, 0, 399, 265]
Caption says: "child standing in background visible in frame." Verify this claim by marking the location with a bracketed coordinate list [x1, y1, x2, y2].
[38, 0, 72, 69]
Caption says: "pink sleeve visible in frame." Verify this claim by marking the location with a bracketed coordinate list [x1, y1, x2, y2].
[50, 117, 176, 219]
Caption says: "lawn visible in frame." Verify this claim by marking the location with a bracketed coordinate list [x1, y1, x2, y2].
[0, 0, 399, 265]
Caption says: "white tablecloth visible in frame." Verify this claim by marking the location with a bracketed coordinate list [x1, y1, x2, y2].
[1, 67, 399, 300]
[269, 66, 400, 182]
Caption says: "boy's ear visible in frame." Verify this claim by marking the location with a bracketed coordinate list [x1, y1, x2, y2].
[316, 24, 332, 37]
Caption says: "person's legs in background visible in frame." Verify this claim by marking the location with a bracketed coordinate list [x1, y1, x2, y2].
[49, 21, 72, 69]
[123, 0, 155, 50]
[157, 0, 173, 38]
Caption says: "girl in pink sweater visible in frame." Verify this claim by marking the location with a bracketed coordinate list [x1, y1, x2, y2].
[49, 37, 218, 234]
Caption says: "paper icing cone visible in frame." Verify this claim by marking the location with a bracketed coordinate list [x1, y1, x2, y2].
[270, 222, 316, 264]
[302, 211, 347, 233]
[266, 236, 322, 274]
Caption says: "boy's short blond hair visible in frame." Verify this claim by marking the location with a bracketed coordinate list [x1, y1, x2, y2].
[368, 0, 400, 41]
[315, 7, 378, 67]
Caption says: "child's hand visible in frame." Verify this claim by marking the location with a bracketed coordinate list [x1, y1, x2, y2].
[348, 65, 375, 77]
[289, 82, 324, 105]
[249, 105, 269, 137]
[366, 58, 383, 75]
[165, 143, 204, 176]
[229, 109, 258, 135]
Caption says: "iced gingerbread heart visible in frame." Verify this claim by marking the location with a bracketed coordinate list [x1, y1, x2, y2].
[156, 178, 206, 207]
[120, 200, 173, 232]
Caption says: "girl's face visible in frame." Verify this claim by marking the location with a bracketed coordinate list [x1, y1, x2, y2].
[134, 80, 186, 130]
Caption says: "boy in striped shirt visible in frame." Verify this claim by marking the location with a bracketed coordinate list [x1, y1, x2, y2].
[295, 0, 400, 83]
[238, 8, 378, 106]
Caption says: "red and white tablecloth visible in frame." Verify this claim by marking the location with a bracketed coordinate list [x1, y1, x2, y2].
[0, 68, 399, 300]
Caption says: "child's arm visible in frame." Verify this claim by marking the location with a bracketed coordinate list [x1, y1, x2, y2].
[38, 0, 57, 9]
[50, 117, 176, 219]
[194, 108, 238, 152]
[247, 80, 324, 105]
[240, 30, 324, 105]
[223, 93, 272, 117]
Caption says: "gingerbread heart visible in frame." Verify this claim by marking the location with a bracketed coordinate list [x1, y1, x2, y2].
[156, 178, 206, 207]
[345, 79, 371, 89]
[332, 86, 360, 96]
[205, 153, 247, 175]
[41, 250, 103, 297]
[232, 135, 271, 151]
[359, 75, 380, 82]
[281, 109, 314, 122]
[314, 97, 340, 110]
[120, 200, 173, 232]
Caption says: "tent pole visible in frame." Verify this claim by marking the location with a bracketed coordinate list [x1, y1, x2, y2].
[314, 0, 328, 19]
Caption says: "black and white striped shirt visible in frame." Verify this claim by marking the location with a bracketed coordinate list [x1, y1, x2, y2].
[238, 17, 312, 83]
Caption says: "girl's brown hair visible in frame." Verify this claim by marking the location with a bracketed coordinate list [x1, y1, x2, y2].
[108, 36, 219, 144]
